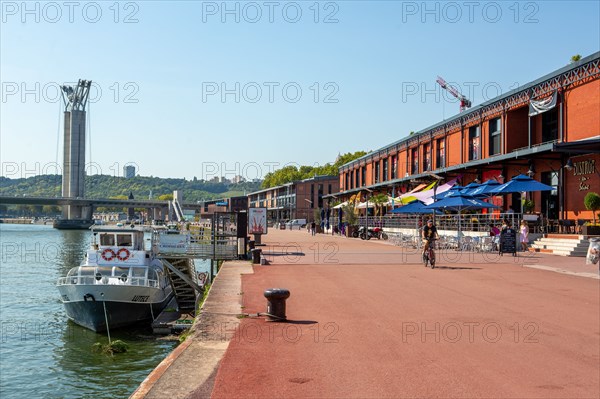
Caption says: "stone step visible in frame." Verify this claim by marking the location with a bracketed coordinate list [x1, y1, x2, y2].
[545, 234, 584, 240]
[536, 237, 587, 244]
[531, 240, 589, 248]
[530, 247, 587, 257]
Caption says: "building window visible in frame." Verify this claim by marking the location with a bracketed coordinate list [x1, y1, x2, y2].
[411, 148, 419, 175]
[374, 162, 380, 183]
[350, 170, 354, 189]
[310, 184, 314, 208]
[542, 109, 558, 143]
[361, 167, 366, 186]
[469, 126, 480, 161]
[436, 138, 445, 168]
[489, 118, 501, 156]
[344, 173, 349, 191]
[318, 184, 323, 208]
[355, 169, 359, 188]
[391, 156, 397, 179]
[423, 144, 431, 171]
[382, 159, 388, 181]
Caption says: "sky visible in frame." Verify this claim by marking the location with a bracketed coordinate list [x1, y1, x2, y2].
[1, 1, 599, 182]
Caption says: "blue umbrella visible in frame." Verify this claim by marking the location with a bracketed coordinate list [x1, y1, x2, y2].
[467, 179, 501, 197]
[425, 192, 498, 211]
[435, 185, 465, 200]
[390, 200, 443, 214]
[488, 174, 553, 194]
[425, 192, 498, 240]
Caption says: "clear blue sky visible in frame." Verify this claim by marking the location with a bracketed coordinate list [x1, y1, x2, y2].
[1, 1, 599, 181]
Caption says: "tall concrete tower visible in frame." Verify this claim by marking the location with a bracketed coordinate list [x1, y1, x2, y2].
[55, 80, 93, 228]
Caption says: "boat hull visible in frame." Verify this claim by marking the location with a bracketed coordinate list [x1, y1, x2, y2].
[58, 284, 174, 332]
[53, 219, 94, 230]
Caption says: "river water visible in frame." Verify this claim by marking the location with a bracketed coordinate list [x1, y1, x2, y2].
[0, 224, 207, 398]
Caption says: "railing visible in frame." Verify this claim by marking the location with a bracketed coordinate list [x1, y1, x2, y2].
[152, 230, 239, 260]
[57, 276, 159, 288]
[326, 212, 524, 233]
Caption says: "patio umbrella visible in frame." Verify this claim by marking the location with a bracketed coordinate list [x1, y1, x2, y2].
[488, 174, 554, 194]
[425, 192, 498, 240]
[390, 200, 443, 214]
[332, 201, 348, 209]
[487, 174, 553, 214]
[467, 179, 501, 197]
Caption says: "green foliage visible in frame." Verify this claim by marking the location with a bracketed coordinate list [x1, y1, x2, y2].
[261, 151, 367, 188]
[341, 203, 357, 226]
[584, 192, 600, 224]
[522, 199, 535, 213]
[570, 54, 582, 63]
[370, 193, 389, 216]
[92, 339, 129, 355]
[0, 175, 261, 203]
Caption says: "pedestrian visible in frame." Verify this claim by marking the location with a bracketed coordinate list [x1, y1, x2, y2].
[520, 220, 529, 252]
[507, 206, 515, 214]
[311, 221, 316, 236]
[489, 223, 500, 251]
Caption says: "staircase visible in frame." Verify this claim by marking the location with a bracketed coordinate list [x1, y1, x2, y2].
[161, 258, 202, 313]
[530, 234, 589, 257]
[172, 198, 185, 222]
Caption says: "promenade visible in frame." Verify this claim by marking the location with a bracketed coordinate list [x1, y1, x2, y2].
[136, 229, 600, 398]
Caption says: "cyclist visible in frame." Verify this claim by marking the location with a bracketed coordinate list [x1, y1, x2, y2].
[422, 219, 440, 259]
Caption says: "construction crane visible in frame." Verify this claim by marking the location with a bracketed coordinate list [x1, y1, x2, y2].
[436, 76, 472, 113]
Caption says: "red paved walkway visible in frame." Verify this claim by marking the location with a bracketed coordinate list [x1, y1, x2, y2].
[210, 230, 600, 398]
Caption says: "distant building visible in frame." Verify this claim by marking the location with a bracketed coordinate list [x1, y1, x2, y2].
[232, 175, 245, 184]
[247, 175, 339, 222]
[123, 165, 136, 178]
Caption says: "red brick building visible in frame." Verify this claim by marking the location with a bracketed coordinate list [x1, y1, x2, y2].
[248, 175, 339, 223]
[338, 52, 600, 221]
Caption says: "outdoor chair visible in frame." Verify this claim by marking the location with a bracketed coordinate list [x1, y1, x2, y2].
[477, 236, 494, 252]
[576, 219, 588, 234]
[461, 236, 474, 251]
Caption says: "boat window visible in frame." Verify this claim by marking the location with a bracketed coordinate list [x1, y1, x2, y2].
[112, 266, 128, 277]
[131, 267, 147, 279]
[100, 234, 115, 246]
[78, 267, 95, 276]
[117, 234, 133, 247]
[148, 269, 158, 281]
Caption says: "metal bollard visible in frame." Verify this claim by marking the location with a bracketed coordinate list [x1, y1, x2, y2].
[263, 288, 290, 321]
[251, 248, 262, 264]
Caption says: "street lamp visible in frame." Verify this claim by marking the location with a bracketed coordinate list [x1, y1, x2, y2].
[364, 187, 373, 232]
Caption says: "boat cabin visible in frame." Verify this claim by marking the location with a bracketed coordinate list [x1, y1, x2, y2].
[92, 227, 145, 251]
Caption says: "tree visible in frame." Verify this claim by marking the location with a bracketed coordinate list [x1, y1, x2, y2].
[341, 203, 357, 226]
[584, 192, 600, 225]
[570, 54, 582, 63]
[370, 193, 390, 216]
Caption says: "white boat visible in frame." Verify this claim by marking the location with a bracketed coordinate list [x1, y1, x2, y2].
[57, 225, 174, 332]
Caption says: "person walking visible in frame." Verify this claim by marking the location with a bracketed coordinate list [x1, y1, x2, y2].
[520, 220, 529, 252]
[311, 221, 316, 236]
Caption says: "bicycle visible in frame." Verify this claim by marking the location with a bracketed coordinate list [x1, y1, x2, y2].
[422, 238, 436, 269]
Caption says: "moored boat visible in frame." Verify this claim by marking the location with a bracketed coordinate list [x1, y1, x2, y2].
[57, 225, 174, 332]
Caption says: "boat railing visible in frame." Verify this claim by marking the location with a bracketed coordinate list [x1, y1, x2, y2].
[152, 230, 238, 259]
[57, 276, 159, 288]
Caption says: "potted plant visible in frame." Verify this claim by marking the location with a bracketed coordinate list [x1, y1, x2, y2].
[583, 192, 600, 236]
[342, 203, 358, 237]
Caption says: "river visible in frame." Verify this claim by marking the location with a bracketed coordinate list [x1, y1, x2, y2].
[0, 224, 207, 398]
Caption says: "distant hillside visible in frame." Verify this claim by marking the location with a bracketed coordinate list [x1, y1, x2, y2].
[0, 175, 261, 202]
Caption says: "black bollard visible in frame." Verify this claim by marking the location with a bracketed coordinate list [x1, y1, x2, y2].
[263, 288, 290, 321]
[251, 248, 262, 264]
